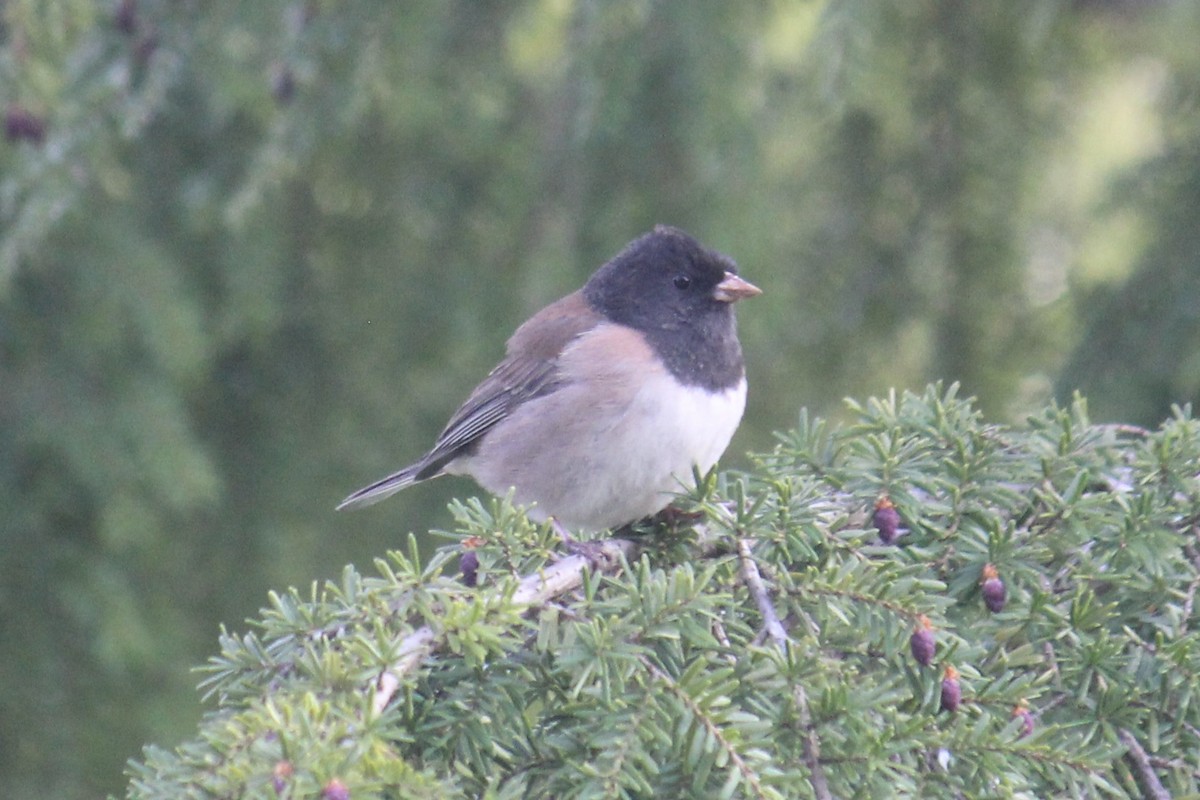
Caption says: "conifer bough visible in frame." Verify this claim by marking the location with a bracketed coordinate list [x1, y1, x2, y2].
[125, 386, 1200, 800]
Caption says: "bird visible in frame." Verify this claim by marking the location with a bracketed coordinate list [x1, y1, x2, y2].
[337, 225, 760, 532]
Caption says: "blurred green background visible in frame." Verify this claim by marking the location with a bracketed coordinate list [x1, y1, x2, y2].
[2, 1, 1199, 796]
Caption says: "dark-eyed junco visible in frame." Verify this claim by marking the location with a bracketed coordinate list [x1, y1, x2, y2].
[338, 225, 760, 530]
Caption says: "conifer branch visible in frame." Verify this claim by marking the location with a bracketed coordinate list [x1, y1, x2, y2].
[737, 538, 790, 648]
[793, 683, 833, 800]
[798, 582, 926, 623]
[510, 538, 637, 606]
[372, 627, 436, 716]
[597, 698, 652, 795]
[1148, 755, 1200, 780]
[127, 388, 1200, 798]
[638, 654, 771, 800]
[1118, 728, 1172, 800]
[969, 741, 1105, 774]
[1098, 423, 1152, 438]
[736, 539, 832, 800]
[371, 538, 639, 714]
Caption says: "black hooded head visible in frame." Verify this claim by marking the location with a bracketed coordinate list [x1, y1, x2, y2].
[583, 225, 751, 390]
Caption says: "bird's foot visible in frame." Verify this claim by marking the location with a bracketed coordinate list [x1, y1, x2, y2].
[552, 519, 612, 567]
[653, 504, 705, 528]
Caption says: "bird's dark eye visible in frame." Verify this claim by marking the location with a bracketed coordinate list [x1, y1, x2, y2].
[673, 274, 691, 290]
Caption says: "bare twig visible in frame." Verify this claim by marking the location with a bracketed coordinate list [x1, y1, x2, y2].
[511, 538, 637, 606]
[711, 617, 732, 650]
[372, 627, 436, 715]
[1118, 728, 1172, 800]
[736, 538, 790, 649]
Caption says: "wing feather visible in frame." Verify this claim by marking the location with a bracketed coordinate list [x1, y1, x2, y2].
[337, 291, 602, 510]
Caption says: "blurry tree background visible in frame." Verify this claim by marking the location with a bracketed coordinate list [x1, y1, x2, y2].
[1, 1, 1199, 796]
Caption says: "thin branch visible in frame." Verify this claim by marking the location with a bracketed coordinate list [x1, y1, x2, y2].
[372, 627, 436, 715]
[1148, 755, 1200, 780]
[793, 684, 833, 800]
[1043, 642, 1063, 691]
[1098, 423, 1152, 438]
[798, 582, 926, 624]
[711, 617, 740, 669]
[1118, 728, 1172, 800]
[737, 538, 790, 649]
[736, 539, 831, 800]
[511, 538, 637, 606]
[370, 538, 638, 715]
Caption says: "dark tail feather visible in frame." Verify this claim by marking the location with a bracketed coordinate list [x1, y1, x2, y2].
[336, 463, 427, 510]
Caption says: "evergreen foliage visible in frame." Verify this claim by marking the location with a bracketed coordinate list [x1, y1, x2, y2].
[4, 2, 1200, 795]
[127, 387, 1200, 798]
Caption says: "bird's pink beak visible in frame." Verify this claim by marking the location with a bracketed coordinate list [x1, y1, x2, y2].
[713, 272, 762, 303]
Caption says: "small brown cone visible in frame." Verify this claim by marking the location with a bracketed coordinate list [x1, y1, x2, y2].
[940, 665, 961, 713]
[873, 496, 901, 544]
[910, 615, 935, 667]
[981, 563, 1006, 613]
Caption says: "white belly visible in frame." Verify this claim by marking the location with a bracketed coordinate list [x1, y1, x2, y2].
[457, 374, 747, 531]
[595, 375, 746, 514]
